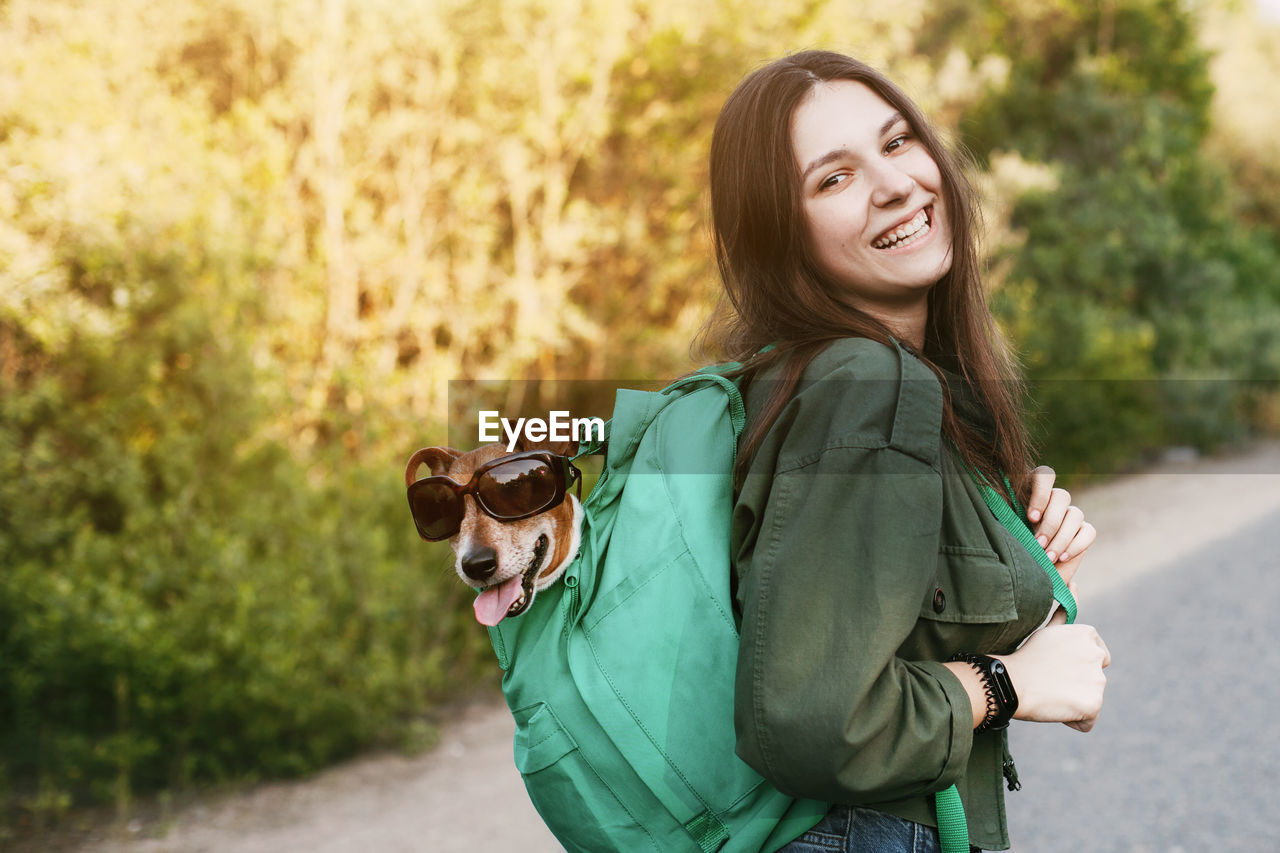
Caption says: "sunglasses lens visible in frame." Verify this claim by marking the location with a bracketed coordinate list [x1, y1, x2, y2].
[477, 458, 559, 518]
[409, 482, 463, 540]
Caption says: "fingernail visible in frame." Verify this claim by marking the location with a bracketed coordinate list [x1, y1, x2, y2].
[1058, 551, 1069, 562]
[1029, 510, 1041, 522]
[1046, 551, 1057, 562]
[1037, 535, 1048, 547]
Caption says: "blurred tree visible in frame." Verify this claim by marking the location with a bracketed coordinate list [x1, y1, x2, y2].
[1200, 0, 1280, 231]
[925, 0, 1280, 474]
[0, 0, 474, 825]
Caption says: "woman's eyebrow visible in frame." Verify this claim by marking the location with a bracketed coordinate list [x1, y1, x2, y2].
[880, 111, 906, 136]
[801, 148, 851, 183]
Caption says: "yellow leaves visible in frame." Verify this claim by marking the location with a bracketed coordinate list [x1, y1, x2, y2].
[131, 427, 157, 455]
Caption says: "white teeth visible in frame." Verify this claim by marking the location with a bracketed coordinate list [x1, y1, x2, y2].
[874, 210, 930, 249]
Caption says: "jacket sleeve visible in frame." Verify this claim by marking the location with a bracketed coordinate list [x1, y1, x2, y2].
[733, 349, 975, 804]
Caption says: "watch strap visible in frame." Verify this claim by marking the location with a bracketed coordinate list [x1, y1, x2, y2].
[951, 652, 1018, 732]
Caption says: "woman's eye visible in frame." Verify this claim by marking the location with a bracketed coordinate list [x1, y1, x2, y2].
[819, 173, 848, 191]
[886, 134, 911, 153]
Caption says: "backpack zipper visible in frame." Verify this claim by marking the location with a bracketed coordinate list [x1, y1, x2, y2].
[563, 572, 581, 635]
[1001, 734, 1021, 792]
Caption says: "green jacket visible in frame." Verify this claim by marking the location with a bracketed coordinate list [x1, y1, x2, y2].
[731, 337, 1053, 851]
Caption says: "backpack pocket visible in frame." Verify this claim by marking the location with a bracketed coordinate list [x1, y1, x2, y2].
[514, 702, 577, 774]
[513, 701, 663, 852]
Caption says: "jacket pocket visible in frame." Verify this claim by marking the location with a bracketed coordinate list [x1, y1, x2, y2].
[920, 545, 1017, 624]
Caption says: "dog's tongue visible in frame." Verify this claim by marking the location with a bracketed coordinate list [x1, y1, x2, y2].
[474, 576, 524, 626]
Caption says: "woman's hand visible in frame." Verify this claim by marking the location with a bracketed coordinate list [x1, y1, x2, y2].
[1025, 466, 1095, 586]
[998, 607, 1110, 732]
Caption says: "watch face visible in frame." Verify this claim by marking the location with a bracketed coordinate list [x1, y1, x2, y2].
[987, 659, 1017, 709]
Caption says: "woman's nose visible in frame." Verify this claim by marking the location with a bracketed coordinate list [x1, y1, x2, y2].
[868, 161, 916, 208]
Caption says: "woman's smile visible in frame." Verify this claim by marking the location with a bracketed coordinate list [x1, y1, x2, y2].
[871, 205, 934, 251]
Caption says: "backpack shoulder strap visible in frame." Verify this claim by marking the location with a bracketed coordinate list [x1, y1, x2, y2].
[573, 363, 747, 467]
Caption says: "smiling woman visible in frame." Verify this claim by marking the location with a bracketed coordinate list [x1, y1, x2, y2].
[702, 51, 1111, 853]
[793, 80, 953, 333]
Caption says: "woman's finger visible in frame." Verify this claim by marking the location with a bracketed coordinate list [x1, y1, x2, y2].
[1035, 487, 1072, 548]
[1026, 466, 1056, 523]
[1044, 505, 1084, 561]
[1057, 522, 1096, 564]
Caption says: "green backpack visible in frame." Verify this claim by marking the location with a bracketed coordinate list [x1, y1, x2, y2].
[483, 367, 829, 852]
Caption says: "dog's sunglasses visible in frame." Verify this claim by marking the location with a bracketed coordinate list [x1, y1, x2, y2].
[406, 451, 582, 541]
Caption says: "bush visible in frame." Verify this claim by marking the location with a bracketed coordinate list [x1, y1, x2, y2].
[970, 58, 1280, 478]
[0, 242, 493, 826]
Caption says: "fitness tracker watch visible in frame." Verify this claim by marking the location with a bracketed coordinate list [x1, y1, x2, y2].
[950, 652, 1019, 733]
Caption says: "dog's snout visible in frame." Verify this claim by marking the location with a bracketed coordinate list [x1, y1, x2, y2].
[461, 546, 499, 581]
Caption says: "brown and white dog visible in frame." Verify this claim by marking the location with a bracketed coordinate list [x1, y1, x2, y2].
[405, 439, 583, 627]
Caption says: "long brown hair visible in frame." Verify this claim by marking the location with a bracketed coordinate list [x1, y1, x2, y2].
[701, 50, 1033, 496]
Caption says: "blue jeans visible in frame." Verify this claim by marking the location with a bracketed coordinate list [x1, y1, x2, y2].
[776, 804, 982, 853]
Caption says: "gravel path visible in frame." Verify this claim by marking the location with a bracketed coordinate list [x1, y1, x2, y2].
[38, 442, 1280, 852]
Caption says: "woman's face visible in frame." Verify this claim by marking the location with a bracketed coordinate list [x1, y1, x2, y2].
[791, 80, 953, 320]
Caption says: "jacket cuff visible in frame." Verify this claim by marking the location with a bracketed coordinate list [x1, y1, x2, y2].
[915, 659, 975, 789]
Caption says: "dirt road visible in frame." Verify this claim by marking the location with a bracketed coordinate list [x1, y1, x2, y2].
[41, 442, 1280, 852]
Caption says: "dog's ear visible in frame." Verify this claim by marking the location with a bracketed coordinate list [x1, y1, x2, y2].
[404, 447, 461, 487]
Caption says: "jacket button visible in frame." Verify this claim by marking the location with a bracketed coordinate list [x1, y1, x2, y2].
[933, 588, 947, 613]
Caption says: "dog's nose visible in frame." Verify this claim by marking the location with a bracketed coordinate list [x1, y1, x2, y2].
[461, 546, 499, 582]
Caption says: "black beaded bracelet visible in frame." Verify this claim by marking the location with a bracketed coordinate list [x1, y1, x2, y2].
[950, 652, 1018, 733]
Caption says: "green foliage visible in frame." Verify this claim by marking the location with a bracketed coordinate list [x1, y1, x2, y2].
[0, 2, 489, 820]
[922, 0, 1214, 131]
[0, 232, 488, 822]
[959, 0, 1280, 477]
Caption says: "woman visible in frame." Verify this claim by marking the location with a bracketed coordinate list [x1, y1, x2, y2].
[707, 51, 1110, 852]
